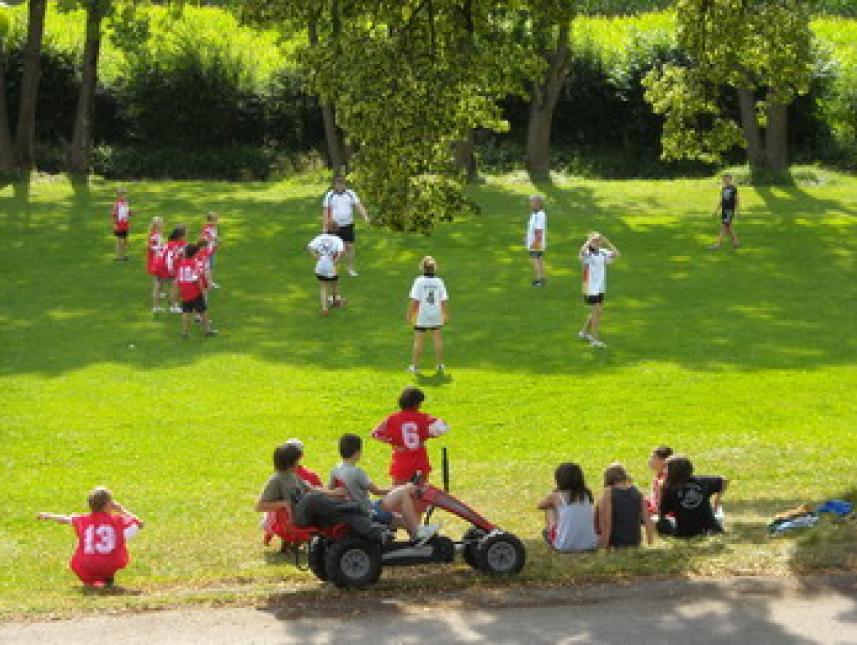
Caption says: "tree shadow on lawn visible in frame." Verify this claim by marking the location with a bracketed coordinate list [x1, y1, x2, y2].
[1, 179, 856, 378]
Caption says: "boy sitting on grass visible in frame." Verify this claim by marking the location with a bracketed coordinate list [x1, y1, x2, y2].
[37, 486, 144, 588]
[330, 433, 438, 545]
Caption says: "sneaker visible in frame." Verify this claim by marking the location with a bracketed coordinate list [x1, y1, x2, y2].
[348, 269, 359, 277]
[532, 279, 545, 287]
[707, 244, 721, 251]
[590, 338, 607, 348]
[578, 330, 591, 342]
[211, 282, 220, 289]
[436, 364, 445, 373]
[204, 329, 218, 337]
[332, 297, 346, 308]
[170, 306, 183, 314]
[181, 332, 189, 339]
[406, 364, 417, 374]
[151, 307, 165, 313]
[321, 309, 330, 317]
[414, 524, 440, 546]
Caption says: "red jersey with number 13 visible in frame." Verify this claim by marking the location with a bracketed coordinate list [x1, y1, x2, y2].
[372, 410, 449, 480]
[70, 512, 140, 583]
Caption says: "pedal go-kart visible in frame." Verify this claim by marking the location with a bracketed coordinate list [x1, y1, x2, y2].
[265, 451, 526, 589]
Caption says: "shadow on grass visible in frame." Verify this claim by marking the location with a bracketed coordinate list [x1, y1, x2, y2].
[1, 176, 856, 377]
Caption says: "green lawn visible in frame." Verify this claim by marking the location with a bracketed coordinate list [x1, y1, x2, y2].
[1, 169, 856, 618]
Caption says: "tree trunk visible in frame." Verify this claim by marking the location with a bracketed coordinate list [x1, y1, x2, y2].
[525, 23, 571, 183]
[308, 16, 346, 172]
[68, 5, 104, 176]
[737, 86, 765, 170]
[0, 40, 16, 174]
[452, 0, 477, 182]
[14, 0, 47, 170]
[765, 99, 789, 173]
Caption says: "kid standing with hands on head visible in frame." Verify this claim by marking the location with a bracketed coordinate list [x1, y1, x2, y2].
[537, 463, 598, 552]
[111, 188, 132, 261]
[37, 486, 143, 588]
[307, 229, 345, 316]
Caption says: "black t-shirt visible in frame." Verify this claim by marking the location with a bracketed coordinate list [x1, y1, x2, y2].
[721, 186, 738, 214]
[659, 476, 724, 538]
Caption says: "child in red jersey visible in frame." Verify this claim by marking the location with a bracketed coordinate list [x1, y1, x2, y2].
[37, 486, 143, 588]
[200, 212, 220, 289]
[371, 387, 450, 487]
[176, 244, 216, 338]
[147, 217, 166, 313]
[163, 226, 187, 314]
[111, 188, 132, 261]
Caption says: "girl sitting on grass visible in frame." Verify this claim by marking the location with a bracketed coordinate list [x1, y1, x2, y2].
[595, 462, 654, 548]
[658, 455, 727, 538]
[537, 463, 598, 552]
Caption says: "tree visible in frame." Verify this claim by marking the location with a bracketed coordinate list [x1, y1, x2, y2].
[0, 2, 15, 174]
[66, 0, 111, 175]
[643, 0, 815, 174]
[14, 0, 47, 170]
[522, 1, 574, 182]
[303, 1, 530, 231]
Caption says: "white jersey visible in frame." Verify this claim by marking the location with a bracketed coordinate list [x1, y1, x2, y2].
[409, 275, 448, 328]
[308, 233, 344, 278]
[581, 248, 616, 296]
[525, 209, 547, 250]
[322, 189, 360, 227]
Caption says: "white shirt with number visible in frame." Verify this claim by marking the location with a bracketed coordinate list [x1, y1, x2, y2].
[308, 233, 344, 278]
[322, 189, 360, 227]
[410, 275, 448, 328]
[526, 209, 547, 250]
[581, 249, 616, 296]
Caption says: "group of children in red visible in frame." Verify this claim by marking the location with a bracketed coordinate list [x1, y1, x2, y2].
[112, 188, 220, 337]
[539, 446, 728, 552]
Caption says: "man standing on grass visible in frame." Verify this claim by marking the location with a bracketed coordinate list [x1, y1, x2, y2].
[322, 176, 370, 277]
[578, 232, 620, 348]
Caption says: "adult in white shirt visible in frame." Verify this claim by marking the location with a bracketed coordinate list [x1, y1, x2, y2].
[525, 195, 547, 287]
[578, 232, 620, 348]
[307, 232, 345, 316]
[321, 176, 370, 276]
[406, 256, 449, 374]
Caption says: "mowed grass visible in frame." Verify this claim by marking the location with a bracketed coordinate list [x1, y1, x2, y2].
[1, 170, 856, 618]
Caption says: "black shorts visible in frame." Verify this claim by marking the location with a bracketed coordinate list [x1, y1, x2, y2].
[334, 224, 355, 243]
[182, 295, 207, 313]
[316, 274, 338, 283]
[529, 250, 544, 258]
[113, 230, 128, 239]
[584, 293, 605, 305]
[414, 325, 441, 332]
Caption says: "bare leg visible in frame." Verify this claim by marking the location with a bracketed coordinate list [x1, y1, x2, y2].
[589, 303, 604, 339]
[181, 312, 190, 336]
[345, 242, 356, 273]
[411, 331, 425, 368]
[320, 283, 329, 313]
[727, 223, 739, 247]
[431, 329, 444, 367]
[152, 277, 160, 310]
[532, 256, 545, 282]
[381, 484, 420, 539]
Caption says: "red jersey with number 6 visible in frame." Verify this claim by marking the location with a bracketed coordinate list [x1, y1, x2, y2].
[69, 512, 141, 584]
[371, 410, 450, 480]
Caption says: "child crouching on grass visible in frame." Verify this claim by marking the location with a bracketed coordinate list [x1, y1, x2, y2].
[595, 462, 654, 548]
[307, 230, 345, 316]
[37, 486, 143, 588]
[537, 463, 597, 552]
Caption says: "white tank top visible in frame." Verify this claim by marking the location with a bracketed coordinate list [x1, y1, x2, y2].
[553, 495, 598, 552]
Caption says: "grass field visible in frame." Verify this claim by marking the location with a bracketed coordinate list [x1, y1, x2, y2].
[1, 169, 856, 619]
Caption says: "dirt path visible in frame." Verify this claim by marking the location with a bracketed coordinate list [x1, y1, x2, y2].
[1, 576, 855, 644]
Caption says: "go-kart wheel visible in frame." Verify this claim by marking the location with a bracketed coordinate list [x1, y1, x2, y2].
[307, 535, 328, 581]
[462, 527, 486, 570]
[476, 533, 526, 577]
[324, 536, 382, 589]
